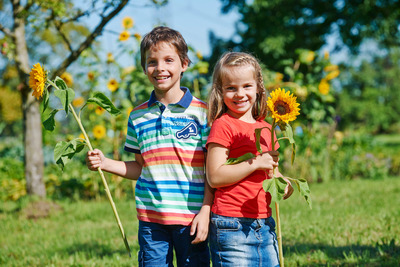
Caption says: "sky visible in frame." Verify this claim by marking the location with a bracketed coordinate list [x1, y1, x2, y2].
[96, 0, 240, 59]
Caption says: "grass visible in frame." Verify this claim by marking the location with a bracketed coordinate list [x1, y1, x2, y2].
[1, 177, 399, 266]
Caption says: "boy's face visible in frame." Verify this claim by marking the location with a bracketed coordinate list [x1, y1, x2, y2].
[144, 41, 188, 94]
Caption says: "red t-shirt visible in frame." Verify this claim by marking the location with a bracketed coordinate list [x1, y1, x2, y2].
[206, 113, 279, 218]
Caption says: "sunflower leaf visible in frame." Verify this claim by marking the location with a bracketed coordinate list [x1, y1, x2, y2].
[283, 123, 295, 144]
[225, 152, 256, 165]
[54, 139, 85, 171]
[263, 177, 287, 203]
[255, 127, 271, 154]
[87, 92, 121, 116]
[54, 76, 68, 90]
[286, 177, 312, 208]
[43, 109, 59, 131]
[42, 86, 50, 113]
[54, 88, 75, 115]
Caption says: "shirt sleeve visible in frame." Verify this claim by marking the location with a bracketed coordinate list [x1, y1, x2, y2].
[124, 115, 140, 154]
[206, 118, 233, 149]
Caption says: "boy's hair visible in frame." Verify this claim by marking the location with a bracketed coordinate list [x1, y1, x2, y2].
[140, 26, 191, 71]
[208, 51, 268, 125]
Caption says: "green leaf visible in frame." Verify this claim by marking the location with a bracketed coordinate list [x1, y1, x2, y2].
[43, 109, 59, 131]
[54, 139, 85, 171]
[225, 152, 256, 165]
[54, 88, 75, 115]
[87, 92, 121, 116]
[255, 127, 271, 154]
[287, 177, 312, 208]
[291, 143, 296, 165]
[42, 86, 50, 113]
[54, 76, 68, 90]
[283, 123, 295, 144]
[263, 177, 287, 203]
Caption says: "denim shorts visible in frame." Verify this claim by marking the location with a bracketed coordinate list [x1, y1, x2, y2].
[209, 213, 280, 267]
[138, 220, 210, 267]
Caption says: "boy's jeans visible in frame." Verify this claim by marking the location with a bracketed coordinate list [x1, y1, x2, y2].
[209, 213, 280, 267]
[138, 220, 210, 267]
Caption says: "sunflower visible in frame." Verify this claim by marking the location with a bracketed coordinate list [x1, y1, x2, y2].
[318, 79, 330, 95]
[107, 78, 119, 92]
[122, 16, 134, 29]
[29, 63, 47, 100]
[93, 125, 106, 139]
[134, 33, 141, 41]
[72, 96, 85, 107]
[60, 72, 73, 87]
[107, 52, 114, 63]
[119, 30, 130, 42]
[325, 69, 340, 80]
[267, 88, 300, 124]
[87, 71, 95, 81]
[95, 106, 105, 115]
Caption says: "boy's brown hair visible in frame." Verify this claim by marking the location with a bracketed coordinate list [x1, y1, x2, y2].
[140, 26, 191, 71]
[208, 51, 268, 125]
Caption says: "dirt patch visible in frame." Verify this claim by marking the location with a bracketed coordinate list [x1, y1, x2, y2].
[22, 200, 63, 220]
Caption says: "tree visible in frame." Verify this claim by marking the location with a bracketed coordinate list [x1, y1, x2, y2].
[0, 0, 130, 197]
[210, 0, 400, 70]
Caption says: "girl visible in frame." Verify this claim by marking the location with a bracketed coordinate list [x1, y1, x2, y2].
[206, 52, 293, 266]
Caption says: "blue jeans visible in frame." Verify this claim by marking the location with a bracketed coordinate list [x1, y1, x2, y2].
[209, 213, 280, 267]
[138, 221, 210, 267]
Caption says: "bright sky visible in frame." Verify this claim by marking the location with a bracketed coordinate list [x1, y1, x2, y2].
[98, 0, 240, 58]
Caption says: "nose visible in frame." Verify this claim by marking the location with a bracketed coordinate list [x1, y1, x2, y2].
[235, 88, 245, 97]
[156, 61, 165, 71]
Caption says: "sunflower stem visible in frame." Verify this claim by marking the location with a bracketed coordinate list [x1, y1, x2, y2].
[271, 119, 284, 266]
[47, 79, 131, 257]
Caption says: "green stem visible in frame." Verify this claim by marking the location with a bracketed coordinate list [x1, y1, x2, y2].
[271, 119, 284, 266]
[47, 80, 131, 257]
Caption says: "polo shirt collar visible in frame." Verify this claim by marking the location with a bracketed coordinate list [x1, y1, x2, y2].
[148, 87, 193, 108]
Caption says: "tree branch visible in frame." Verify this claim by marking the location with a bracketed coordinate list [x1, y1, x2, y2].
[53, 0, 129, 79]
[0, 23, 14, 38]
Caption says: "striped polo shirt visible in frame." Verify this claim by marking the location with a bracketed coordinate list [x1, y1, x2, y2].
[124, 87, 209, 225]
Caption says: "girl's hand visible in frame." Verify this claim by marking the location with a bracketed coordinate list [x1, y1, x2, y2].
[256, 152, 279, 171]
[283, 177, 294, 200]
[86, 149, 106, 171]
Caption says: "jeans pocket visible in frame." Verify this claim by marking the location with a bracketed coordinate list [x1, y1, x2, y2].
[265, 216, 276, 231]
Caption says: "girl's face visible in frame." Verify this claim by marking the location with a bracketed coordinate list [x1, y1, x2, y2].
[144, 41, 188, 95]
[221, 65, 258, 122]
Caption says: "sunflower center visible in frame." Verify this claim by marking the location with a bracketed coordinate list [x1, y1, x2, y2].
[274, 100, 290, 115]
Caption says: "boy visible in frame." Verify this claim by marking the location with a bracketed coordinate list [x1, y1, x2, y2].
[86, 26, 212, 266]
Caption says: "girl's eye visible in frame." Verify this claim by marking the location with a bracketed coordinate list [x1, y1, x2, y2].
[166, 58, 173, 63]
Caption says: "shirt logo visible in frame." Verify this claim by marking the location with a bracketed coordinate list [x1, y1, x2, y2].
[176, 122, 198, 139]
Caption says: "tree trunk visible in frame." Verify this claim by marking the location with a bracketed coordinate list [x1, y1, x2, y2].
[13, 1, 46, 198]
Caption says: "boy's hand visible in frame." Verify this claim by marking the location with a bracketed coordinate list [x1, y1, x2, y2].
[190, 206, 210, 244]
[86, 149, 106, 171]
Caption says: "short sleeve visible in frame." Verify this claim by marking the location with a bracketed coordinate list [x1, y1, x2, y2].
[206, 118, 233, 149]
[124, 115, 140, 154]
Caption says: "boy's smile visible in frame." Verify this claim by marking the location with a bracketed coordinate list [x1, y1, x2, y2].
[144, 41, 188, 103]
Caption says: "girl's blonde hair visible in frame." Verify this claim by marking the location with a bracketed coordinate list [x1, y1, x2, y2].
[208, 51, 268, 125]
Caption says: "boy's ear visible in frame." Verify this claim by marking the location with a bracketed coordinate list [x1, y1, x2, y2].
[182, 59, 189, 72]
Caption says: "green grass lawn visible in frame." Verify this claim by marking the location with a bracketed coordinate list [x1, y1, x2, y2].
[1, 177, 399, 266]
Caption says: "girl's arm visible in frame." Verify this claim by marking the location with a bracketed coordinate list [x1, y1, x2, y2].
[206, 143, 278, 188]
[86, 149, 143, 180]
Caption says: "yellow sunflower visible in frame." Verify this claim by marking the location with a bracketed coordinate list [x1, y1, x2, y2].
[107, 52, 114, 63]
[267, 88, 300, 124]
[324, 64, 338, 72]
[87, 71, 95, 81]
[29, 63, 47, 100]
[95, 106, 105, 115]
[119, 30, 130, 42]
[318, 79, 330, 95]
[122, 16, 134, 29]
[107, 78, 119, 92]
[325, 69, 340, 80]
[60, 72, 73, 87]
[134, 33, 142, 41]
[72, 96, 85, 107]
[93, 125, 106, 139]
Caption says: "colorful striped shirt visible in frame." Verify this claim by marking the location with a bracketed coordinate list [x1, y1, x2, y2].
[124, 87, 209, 225]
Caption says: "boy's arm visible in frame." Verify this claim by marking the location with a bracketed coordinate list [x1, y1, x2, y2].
[190, 152, 215, 244]
[86, 149, 143, 180]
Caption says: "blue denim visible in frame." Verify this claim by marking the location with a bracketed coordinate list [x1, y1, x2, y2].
[138, 221, 210, 267]
[209, 213, 280, 267]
